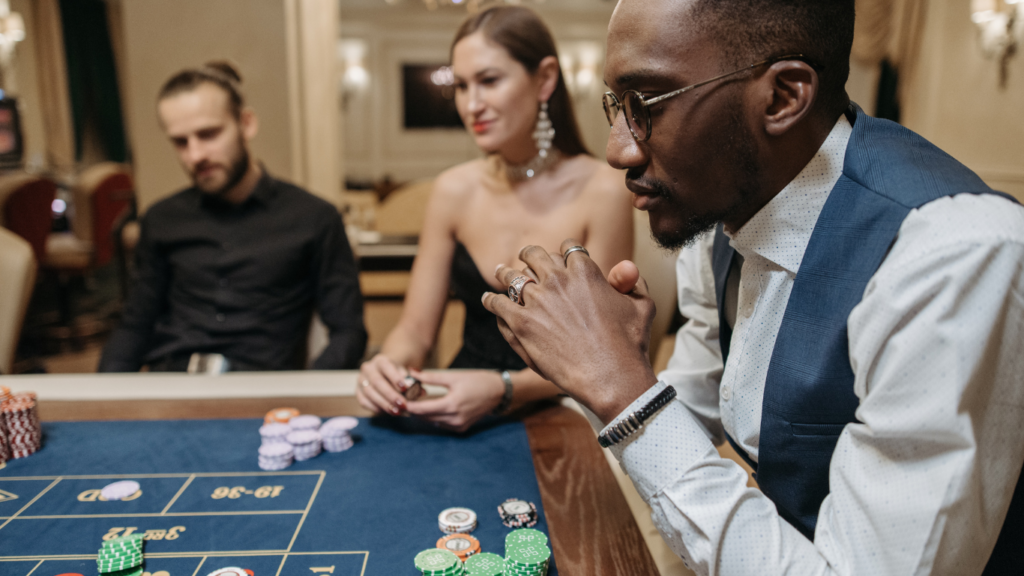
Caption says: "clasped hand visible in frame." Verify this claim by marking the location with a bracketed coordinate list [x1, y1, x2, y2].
[481, 238, 659, 424]
[356, 354, 504, 433]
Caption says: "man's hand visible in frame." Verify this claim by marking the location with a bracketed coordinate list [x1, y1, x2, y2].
[481, 239, 659, 424]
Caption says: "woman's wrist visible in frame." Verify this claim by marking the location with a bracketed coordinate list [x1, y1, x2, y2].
[492, 370, 515, 415]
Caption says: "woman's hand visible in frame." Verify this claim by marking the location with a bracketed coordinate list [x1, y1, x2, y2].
[356, 354, 412, 416]
[404, 370, 505, 433]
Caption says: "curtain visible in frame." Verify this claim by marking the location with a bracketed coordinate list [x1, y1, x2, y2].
[30, 0, 75, 171]
[852, 0, 927, 122]
[58, 0, 128, 163]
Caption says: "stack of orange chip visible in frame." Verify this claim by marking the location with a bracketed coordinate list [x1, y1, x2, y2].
[436, 533, 481, 561]
[264, 407, 300, 424]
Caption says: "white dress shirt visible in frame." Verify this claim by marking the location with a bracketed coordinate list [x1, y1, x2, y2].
[604, 116, 1024, 575]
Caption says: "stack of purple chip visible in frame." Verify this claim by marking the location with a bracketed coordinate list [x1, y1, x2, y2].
[258, 442, 294, 470]
[320, 416, 357, 452]
[288, 414, 322, 431]
[287, 429, 322, 461]
[259, 423, 291, 445]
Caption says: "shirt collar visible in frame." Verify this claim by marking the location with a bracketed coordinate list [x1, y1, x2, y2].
[726, 114, 853, 274]
[199, 168, 274, 210]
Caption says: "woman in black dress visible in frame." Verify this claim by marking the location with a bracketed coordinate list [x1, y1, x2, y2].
[356, 6, 633, 431]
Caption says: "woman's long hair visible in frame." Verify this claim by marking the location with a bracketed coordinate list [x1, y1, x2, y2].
[451, 6, 590, 157]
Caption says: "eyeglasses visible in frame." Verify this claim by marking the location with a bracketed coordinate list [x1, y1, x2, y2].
[602, 54, 808, 142]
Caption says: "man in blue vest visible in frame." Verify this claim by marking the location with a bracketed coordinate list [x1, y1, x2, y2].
[482, 0, 1024, 574]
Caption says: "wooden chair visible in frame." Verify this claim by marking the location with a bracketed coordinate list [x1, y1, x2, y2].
[0, 228, 37, 374]
[373, 178, 434, 236]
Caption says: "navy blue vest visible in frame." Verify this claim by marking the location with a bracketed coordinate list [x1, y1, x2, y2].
[712, 106, 1022, 573]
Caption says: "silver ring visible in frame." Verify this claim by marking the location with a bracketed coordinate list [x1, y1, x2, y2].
[563, 245, 589, 265]
[507, 275, 536, 305]
[360, 379, 370, 389]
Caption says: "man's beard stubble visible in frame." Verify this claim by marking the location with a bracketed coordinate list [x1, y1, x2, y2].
[194, 137, 250, 198]
[630, 105, 762, 252]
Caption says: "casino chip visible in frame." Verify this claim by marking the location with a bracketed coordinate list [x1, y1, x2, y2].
[414, 548, 464, 576]
[206, 568, 248, 576]
[401, 375, 424, 401]
[497, 498, 538, 528]
[463, 552, 504, 576]
[437, 533, 481, 561]
[258, 422, 291, 445]
[264, 407, 300, 424]
[258, 441, 294, 471]
[288, 414, 322, 431]
[319, 416, 357, 452]
[504, 530, 551, 576]
[1, 390, 42, 460]
[438, 507, 478, 534]
[286, 429, 322, 461]
[96, 533, 145, 575]
[101, 480, 141, 501]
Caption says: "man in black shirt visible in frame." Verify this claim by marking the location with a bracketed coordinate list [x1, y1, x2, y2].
[100, 62, 366, 372]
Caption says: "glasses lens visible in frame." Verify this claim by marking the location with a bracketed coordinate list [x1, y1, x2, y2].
[601, 93, 619, 127]
[623, 91, 648, 140]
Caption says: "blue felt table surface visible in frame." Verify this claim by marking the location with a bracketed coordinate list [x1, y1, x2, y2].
[0, 416, 558, 576]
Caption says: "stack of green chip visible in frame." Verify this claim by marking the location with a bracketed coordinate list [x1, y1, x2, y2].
[96, 533, 145, 576]
[504, 529, 548, 551]
[503, 538, 550, 576]
[414, 548, 465, 576]
[464, 552, 504, 576]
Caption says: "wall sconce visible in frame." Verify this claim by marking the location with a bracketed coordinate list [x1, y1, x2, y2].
[0, 0, 25, 88]
[971, 0, 1022, 86]
[559, 42, 603, 99]
[338, 39, 370, 110]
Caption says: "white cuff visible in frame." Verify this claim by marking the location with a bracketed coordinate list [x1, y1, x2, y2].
[603, 380, 717, 501]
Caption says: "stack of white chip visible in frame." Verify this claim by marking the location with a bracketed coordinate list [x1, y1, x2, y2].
[101, 480, 141, 501]
[438, 507, 478, 534]
[287, 429, 322, 461]
[319, 416, 357, 452]
[258, 442, 294, 470]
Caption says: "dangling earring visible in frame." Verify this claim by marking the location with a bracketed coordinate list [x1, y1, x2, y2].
[506, 101, 561, 182]
[533, 101, 555, 158]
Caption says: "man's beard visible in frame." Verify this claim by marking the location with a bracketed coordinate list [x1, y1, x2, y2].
[631, 107, 761, 252]
[194, 140, 250, 198]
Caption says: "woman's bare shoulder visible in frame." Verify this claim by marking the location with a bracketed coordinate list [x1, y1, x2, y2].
[574, 156, 629, 198]
[432, 158, 490, 203]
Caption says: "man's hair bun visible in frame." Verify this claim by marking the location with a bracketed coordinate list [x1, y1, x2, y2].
[204, 60, 242, 84]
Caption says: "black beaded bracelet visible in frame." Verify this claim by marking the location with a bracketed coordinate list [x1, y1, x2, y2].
[598, 385, 677, 448]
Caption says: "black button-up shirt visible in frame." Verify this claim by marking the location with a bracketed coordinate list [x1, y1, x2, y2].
[100, 172, 366, 371]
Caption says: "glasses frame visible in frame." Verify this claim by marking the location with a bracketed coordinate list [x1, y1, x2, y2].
[603, 54, 809, 142]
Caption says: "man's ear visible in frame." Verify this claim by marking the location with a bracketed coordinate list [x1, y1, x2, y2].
[239, 107, 259, 140]
[536, 55, 560, 103]
[759, 60, 818, 136]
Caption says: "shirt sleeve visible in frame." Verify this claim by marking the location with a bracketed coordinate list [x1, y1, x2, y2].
[606, 195, 1024, 575]
[310, 209, 367, 369]
[98, 214, 168, 372]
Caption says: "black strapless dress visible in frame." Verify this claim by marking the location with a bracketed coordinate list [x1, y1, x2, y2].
[447, 242, 529, 371]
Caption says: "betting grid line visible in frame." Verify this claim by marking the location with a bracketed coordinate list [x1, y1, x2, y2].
[360, 549, 370, 576]
[0, 551, 370, 561]
[0, 477, 62, 533]
[284, 470, 327, 553]
[190, 555, 207, 576]
[162, 473, 195, 514]
[0, 471, 325, 481]
[22, 559, 43, 576]
[17, 510, 306, 519]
